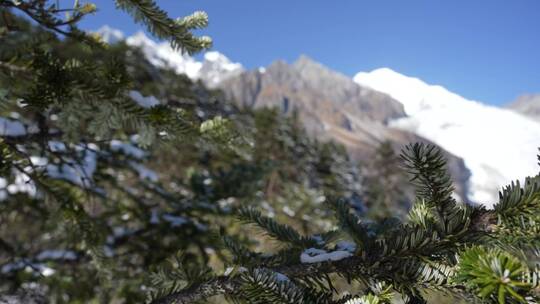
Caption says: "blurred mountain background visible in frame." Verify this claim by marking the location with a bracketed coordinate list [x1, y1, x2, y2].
[96, 26, 540, 208]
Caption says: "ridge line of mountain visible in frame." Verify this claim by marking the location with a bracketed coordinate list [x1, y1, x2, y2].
[95, 25, 540, 207]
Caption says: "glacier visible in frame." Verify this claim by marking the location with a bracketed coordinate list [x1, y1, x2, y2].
[354, 68, 540, 207]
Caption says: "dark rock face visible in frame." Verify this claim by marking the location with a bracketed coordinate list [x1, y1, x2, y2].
[220, 56, 405, 132]
[218, 55, 471, 203]
[507, 94, 540, 122]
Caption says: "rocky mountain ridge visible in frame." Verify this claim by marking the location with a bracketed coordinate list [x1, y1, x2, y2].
[217, 56, 471, 203]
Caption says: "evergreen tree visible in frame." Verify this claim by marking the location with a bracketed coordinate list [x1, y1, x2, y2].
[362, 141, 411, 221]
[0, 1, 225, 302]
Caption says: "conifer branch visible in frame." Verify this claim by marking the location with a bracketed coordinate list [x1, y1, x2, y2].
[149, 209, 497, 303]
[114, 0, 211, 54]
[1, 0, 98, 43]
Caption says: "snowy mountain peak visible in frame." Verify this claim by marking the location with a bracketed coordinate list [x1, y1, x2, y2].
[204, 51, 229, 63]
[354, 68, 540, 206]
[203, 51, 242, 71]
[95, 25, 125, 44]
[93, 26, 243, 87]
[126, 31, 154, 47]
[200, 51, 243, 87]
[125, 30, 202, 79]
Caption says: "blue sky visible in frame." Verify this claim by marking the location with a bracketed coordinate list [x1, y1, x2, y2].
[80, 0, 540, 105]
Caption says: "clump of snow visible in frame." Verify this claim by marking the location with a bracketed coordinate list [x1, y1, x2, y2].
[103, 246, 114, 258]
[0, 117, 26, 136]
[110, 139, 147, 159]
[158, 213, 207, 230]
[0, 143, 103, 198]
[300, 248, 352, 264]
[150, 209, 160, 224]
[112, 226, 134, 238]
[41, 266, 55, 276]
[354, 68, 540, 207]
[6, 170, 36, 196]
[128, 161, 158, 182]
[128, 91, 160, 108]
[336, 241, 357, 253]
[36, 250, 77, 261]
[48, 141, 67, 152]
[0, 159, 50, 198]
[274, 272, 290, 282]
[46, 147, 97, 187]
[162, 214, 188, 227]
[217, 197, 236, 211]
[224, 266, 248, 276]
[1, 260, 55, 277]
[0, 178, 7, 200]
[282, 205, 295, 217]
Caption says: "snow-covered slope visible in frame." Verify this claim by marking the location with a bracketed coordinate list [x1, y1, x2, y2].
[95, 26, 243, 87]
[354, 68, 540, 206]
[199, 51, 244, 88]
[125, 31, 204, 79]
